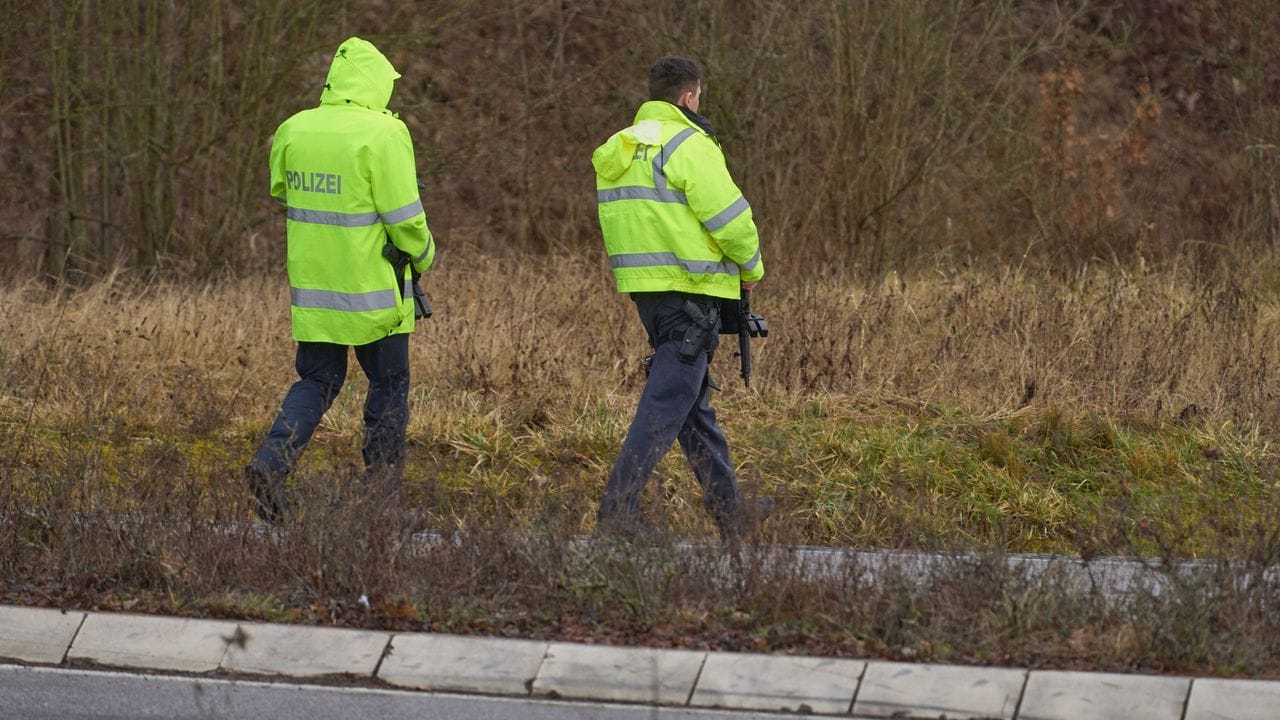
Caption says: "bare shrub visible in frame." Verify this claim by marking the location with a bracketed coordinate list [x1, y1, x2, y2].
[4, 1, 1278, 278]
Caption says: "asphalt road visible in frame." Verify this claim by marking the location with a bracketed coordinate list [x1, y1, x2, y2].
[0, 665, 792, 720]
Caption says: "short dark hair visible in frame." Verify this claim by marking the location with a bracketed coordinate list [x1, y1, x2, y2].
[648, 56, 702, 104]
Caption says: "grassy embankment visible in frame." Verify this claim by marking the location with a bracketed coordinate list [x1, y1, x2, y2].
[4, 260, 1280, 675]
[4, 260, 1279, 553]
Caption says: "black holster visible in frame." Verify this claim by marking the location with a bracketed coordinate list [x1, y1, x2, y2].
[675, 300, 719, 364]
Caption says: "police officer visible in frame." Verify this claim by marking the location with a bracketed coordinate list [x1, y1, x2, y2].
[593, 56, 769, 541]
[244, 37, 436, 523]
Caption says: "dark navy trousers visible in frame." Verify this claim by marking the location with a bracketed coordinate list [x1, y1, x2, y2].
[251, 333, 410, 478]
[599, 294, 739, 523]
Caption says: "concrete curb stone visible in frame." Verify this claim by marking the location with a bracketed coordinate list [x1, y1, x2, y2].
[1184, 677, 1280, 720]
[1018, 670, 1190, 720]
[378, 633, 547, 696]
[220, 621, 390, 678]
[852, 661, 1027, 719]
[0, 605, 85, 665]
[68, 612, 238, 673]
[6, 604, 1280, 718]
[532, 643, 705, 705]
[689, 650, 866, 714]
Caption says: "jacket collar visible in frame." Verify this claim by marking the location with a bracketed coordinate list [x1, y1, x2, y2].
[635, 101, 705, 133]
[677, 105, 717, 139]
[633, 100, 719, 146]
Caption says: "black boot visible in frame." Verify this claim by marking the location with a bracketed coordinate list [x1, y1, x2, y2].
[595, 513, 662, 545]
[362, 462, 404, 507]
[715, 495, 775, 544]
[243, 464, 286, 524]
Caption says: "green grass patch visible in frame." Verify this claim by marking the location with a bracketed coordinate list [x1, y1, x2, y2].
[5, 397, 1275, 557]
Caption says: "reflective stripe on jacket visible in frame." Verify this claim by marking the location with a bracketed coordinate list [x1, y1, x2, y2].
[591, 100, 763, 300]
[269, 37, 436, 345]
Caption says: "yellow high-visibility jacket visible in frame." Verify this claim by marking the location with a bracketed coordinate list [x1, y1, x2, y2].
[592, 101, 763, 300]
[269, 37, 435, 346]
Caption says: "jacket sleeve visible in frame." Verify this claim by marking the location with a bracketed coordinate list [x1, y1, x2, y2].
[372, 122, 435, 274]
[665, 134, 764, 283]
[268, 127, 287, 206]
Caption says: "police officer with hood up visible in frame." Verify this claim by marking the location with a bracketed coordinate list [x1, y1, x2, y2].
[245, 37, 435, 523]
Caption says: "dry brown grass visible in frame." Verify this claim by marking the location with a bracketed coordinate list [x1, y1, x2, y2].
[5, 252, 1278, 430]
[3, 254, 1278, 547]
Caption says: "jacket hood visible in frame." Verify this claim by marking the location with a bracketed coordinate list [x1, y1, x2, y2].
[319, 37, 400, 112]
[592, 101, 712, 180]
[592, 119, 663, 181]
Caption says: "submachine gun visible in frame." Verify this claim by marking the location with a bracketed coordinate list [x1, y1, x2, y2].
[382, 243, 432, 320]
[719, 286, 768, 387]
[380, 177, 433, 321]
